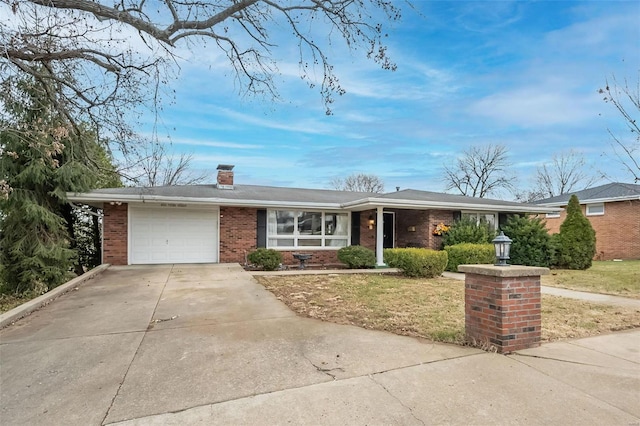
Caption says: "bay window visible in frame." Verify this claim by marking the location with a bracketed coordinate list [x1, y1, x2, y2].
[267, 210, 349, 248]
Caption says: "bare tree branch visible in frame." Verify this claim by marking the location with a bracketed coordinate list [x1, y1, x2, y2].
[119, 141, 208, 187]
[599, 73, 640, 183]
[535, 150, 598, 198]
[330, 173, 385, 193]
[443, 144, 514, 198]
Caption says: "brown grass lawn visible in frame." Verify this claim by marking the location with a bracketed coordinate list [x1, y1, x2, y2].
[542, 260, 640, 299]
[256, 273, 640, 345]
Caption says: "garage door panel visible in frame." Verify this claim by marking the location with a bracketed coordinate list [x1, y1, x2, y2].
[129, 206, 219, 264]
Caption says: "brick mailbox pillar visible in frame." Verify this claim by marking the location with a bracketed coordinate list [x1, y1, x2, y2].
[458, 265, 549, 354]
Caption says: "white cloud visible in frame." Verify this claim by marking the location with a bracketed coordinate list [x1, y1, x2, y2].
[468, 88, 597, 127]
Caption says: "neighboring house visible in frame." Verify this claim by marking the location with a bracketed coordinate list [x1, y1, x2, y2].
[68, 165, 555, 267]
[535, 182, 640, 260]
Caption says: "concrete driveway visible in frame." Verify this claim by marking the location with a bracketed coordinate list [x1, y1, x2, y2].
[1, 264, 638, 425]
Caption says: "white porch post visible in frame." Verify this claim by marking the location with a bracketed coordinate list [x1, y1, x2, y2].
[375, 206, 385, 267]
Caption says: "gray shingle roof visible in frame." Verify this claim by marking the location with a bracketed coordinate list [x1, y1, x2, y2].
[88, 184, 373, 204]
[534, 182, 640, 205]
[71, 184, 553, 212]
[379, 189, 532, 208]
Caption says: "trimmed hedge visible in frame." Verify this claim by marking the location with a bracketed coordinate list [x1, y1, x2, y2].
[247, 248, 283, 271]
[337, 245, 376, 269]
[384, 248, 448, 278]
[444, 243, 494, 272]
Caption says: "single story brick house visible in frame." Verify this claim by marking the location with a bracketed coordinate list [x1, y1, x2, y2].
[535, 182, 640, 260]
[68, 165, 556, 267]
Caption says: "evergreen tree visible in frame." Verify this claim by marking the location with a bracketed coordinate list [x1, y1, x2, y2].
[0, 77, 107, 294]
[500, 215, 553, 267]
[556, 195, 596, 270]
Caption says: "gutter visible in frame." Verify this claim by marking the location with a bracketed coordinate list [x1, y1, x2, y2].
[538, 195, 640, 207]
[68, 192, 560, 214]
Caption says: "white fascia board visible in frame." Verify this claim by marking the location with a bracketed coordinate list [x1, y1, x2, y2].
[66, 192, 344, 211]
[539, 195, 640, 207]
[68, 192, 562, 213]
[342, 197, 560, 214]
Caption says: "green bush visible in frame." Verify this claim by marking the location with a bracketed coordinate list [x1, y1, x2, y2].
[442, 217, 496, 247]
[337, 245, 376, 269]
[247, 248, 283, 271]
[384, 248, 448, 278]
[500, 215, 552, 267]
[444, 243, 494, 272]
[555, 195, 596, 270]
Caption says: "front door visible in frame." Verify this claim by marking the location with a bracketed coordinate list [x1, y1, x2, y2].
[383, 212, 395, 248]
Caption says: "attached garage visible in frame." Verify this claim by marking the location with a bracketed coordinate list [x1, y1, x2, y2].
[129, 205, 219, 264]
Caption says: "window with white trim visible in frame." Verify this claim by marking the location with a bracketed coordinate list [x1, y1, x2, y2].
[267, 210, 349, 248]
[546, 211, 561, 218]
[586, 203, 605, 216]
[462, 211, 498, 230]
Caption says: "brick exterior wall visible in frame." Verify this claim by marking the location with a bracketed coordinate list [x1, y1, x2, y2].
[219, 206, 257, 263]
[391, 209, 455, 250]
[541, 199, 640, 260]
[101, 204, 466, 266]
[463, 269, 542, 354]
[103, 203, 128, 265]
[218, 206, 342, 267]
[360, 209, 377, 251]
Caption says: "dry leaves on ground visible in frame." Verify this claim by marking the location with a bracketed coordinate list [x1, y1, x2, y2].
[256, 274, 640, 344]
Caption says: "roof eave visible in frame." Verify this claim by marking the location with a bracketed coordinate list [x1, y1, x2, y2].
[342, 198, 560, 214]
[66, 192, 345, 210]
[538, 195, 640, 207]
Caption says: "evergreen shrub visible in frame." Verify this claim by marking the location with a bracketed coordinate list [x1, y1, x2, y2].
[555, 195, 596, 270]
[337, 245, 376, 269]
[444, 243, 494, 272]
[247, 248, 283, 271]
[500, 215, 553, 267]
[442, 217, 496, 246]
[384, 248, 448, 278]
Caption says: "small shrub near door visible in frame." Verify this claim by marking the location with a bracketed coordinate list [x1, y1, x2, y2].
[444, 243, 494, 272]
[337, 245, 376, 269]
[384, 248, 448, 278]
[247, 248, 283, 271]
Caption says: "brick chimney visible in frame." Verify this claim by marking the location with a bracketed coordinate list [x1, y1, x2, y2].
[216, 164, 234, 189]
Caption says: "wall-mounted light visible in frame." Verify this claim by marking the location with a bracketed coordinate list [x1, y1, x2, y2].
[407, 226, 416, 232]
[492, 231, 512, 266]
[109, 201, 122, 206]
[368, 214, 375, 230]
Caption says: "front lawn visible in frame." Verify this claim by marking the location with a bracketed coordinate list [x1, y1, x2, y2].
[256, 273, 640, 344]
[543, 260, 640, 298]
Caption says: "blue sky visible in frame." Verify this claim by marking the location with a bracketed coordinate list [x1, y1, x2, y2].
[146, 0, 639, 197]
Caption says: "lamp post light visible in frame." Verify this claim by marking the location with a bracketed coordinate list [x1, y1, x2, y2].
[492, 231, 512, 266]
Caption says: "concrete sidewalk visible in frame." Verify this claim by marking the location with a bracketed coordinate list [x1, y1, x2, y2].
[1, 264, 638, 425]
[443, 271, 640, 308]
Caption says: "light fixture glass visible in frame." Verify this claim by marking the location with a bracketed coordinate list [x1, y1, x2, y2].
[492, 231, 512, 266]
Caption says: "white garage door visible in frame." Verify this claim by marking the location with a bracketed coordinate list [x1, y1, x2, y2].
[129, 205, 219, 264]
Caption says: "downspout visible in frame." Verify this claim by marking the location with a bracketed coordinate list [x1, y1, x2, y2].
[375, 206, 385, 267]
